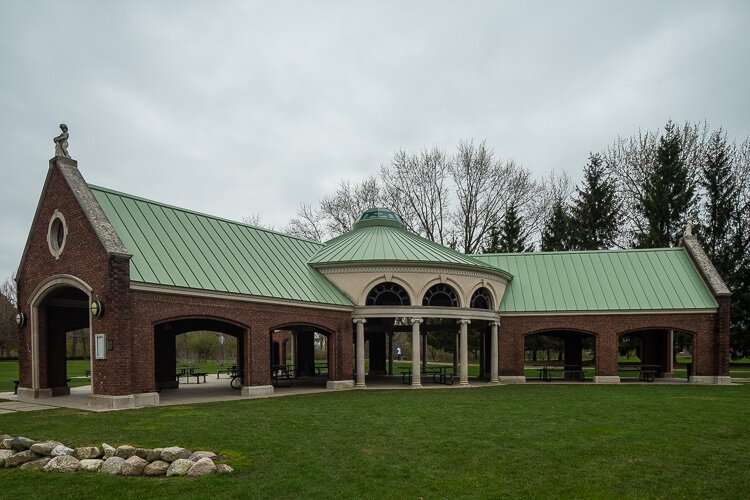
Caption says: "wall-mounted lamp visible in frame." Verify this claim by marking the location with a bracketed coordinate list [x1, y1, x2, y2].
[90, 300, 104, 318]
[16, 313, 27, 327]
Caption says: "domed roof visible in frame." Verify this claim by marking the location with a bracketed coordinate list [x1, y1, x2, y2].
[308, 209, 511, 279]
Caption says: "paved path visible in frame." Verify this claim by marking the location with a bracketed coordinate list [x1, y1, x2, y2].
[0, 400, 56, 414]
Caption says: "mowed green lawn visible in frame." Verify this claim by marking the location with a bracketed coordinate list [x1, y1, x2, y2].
[1, 384, 749, 499]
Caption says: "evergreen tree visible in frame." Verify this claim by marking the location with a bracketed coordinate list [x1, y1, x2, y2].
[482, 225, 502, 253]
[570, 153, 620, 250]
[541, 197, 572, 251]
[497, 203, 533, 252]
[698, 130, 737, 276]
[636, 121, 697, 248]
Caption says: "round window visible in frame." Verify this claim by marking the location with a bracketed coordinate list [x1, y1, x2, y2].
[48, 211, 67, 259]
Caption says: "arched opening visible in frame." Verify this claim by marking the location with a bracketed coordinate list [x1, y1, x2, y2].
[524, 330, 595, 382]
[470, 287, 493, 310]
[422, 283, 459, 307]
[33, 285, 91, 396]
[154, 318, 245, 397]
[366, 282, 411, 306]
[618, 329, 694, 381]
[271, 325, 332, 390]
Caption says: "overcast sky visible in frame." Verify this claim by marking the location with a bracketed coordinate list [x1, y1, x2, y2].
[1, 0, 749, 282]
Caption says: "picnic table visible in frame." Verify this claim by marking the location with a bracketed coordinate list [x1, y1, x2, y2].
[271, 364, 293, 387]
[176, 367, 208, 384]
[217, 365, 238, 379]
[535, 364, 585, 382]
[314, 363, 328, 376]
[620, 364, 661, 382]
[399, 366, 454, 385]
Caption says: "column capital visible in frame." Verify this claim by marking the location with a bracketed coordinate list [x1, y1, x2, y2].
[457, 319, 471, 325]
[490, 321, 501, 328]
[410, 317, 423, 325]
[353, 318, 367, 325]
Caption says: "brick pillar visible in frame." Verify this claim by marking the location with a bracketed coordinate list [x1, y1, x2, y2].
[331, 318, 353, 382]
[498, 327, 524, 380]
[717, 296, 731, 377]
[249, 321, 272, 386]
[595, 332, 620, 383]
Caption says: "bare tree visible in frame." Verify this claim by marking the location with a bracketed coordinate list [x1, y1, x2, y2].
[0, 277, 18, 358]
[320, 176, 382, 237]
[286, 203, 327, 242]
[241, 212, 274, 230]
[381, 148, 452, 245]
[451, 140, 537, 253]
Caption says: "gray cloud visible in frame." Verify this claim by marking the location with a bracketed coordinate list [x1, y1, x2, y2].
[1, 0, 749, 280]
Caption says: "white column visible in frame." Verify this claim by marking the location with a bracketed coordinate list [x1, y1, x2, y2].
[458, 319, 470, 385]
[666, 329, 674, 377]
[411, 318, 423, 387]
[354, 318, 367, 388]
[490, 322, 499, 383]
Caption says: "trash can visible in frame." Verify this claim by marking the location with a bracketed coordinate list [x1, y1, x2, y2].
[685, 362, 693, 379]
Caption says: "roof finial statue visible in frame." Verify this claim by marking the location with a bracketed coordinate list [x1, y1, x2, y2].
[53, 123, 70, 158]
[684, 218, 694, 237]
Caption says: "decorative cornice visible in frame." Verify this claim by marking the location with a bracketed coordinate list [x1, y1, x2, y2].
[352, 305, 500, 321]
[319, 265, 509, 283]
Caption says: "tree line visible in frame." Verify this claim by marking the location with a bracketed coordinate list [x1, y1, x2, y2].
[283, 121, 750, 358]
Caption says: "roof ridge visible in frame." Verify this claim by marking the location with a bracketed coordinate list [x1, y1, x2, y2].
[89, 184, 325, 247]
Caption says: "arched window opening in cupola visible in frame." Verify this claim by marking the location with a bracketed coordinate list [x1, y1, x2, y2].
[366, 282, 411, 306]
[422, 283, 459, 307]
[470, 287, 493, 310]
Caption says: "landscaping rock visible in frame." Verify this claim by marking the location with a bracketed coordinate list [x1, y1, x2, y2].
[79, 459, 104, 472]
[188, 451, 219, 462]
[1, 438, 13, 449]
[30, 441, 62, 456]
[20, 457, 52, 471]
[51, 444, 75, 457]
[114, 445, 136, 459]
[74, 446, 101, 460]
[102, 443, 115, 459]
[0, 434, 11, 441]
[0, 449, 17, 467]
[186, 457, 217, 477]
[143, 460, 170, 477]
[216, 463, 234, 474]
[166, 458, 193, 477]
[121, 456, 148, 476]
[134, 447, 150, 460]
[161, 446, 191, 462]
[5, 450, 40, 467]
[10, 437, 35, 451]
[43, 455, 80, 473]
[101, 456, 125, 475]
[145, 448, 163, 462]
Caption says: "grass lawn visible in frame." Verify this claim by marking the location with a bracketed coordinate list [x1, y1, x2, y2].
[1, 384, 749, 498]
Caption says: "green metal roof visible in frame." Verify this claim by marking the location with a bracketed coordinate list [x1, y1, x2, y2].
[310, 221, 509, 278]
[472, 249, 718, 313]
[90, 186, 353, 307]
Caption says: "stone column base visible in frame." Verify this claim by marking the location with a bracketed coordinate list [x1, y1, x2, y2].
[410, 383, 423, 389]
[498, 376, 526, 384]
[594, 376, 620, 384]
[134, 392, 160, 406]
[240, 385, 274, 398]
[326, 380, 354, 391]
[16, 387, 53, 399]
[689, 376, 731, 385]
[488, 378, 500, 384]
[88, 394, 136, 410]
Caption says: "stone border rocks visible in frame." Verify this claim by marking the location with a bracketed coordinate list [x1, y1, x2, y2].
[0, 434, 233, 477]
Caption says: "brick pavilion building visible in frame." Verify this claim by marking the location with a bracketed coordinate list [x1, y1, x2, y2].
[14, 156, 731, 409]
